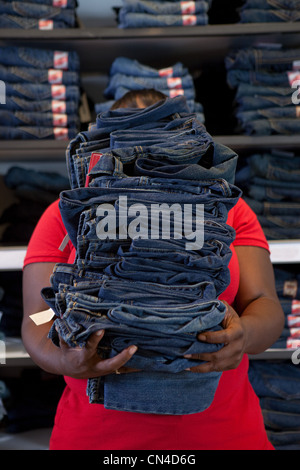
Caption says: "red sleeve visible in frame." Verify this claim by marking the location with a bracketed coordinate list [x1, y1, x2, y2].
[23, 199, 73, 267]
[230, 198, 270, 252]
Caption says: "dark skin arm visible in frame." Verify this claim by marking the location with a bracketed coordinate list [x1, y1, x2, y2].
[185, 246, 285, 373]
[22, 262, 137, 378]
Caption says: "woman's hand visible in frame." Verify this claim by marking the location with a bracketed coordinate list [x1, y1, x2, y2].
[57, 329, 138, 379]
[185, 302, 247, 373]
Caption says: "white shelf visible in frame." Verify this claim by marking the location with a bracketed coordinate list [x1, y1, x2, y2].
[0, 247, 26, 271]
[269, 240, 300, 264]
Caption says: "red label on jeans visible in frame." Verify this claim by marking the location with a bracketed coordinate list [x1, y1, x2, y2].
[85, 152, 103, 187]
[54, 51, 69, 70]
[287, 338, 300, 349]
[158, 67, 174, 78]
[283, 280, 298, 298]
[182, 15, 197, 26]
[288, 315, 300, 328]
[292, 300, 300, 314]
[51, 100, 67, 113]
[54, 127, 68, 140]
[181, 1, 196, 14]
[169, 89, 184, 98]
[51, 85, 66, 100]
[167, 77, 182, 89]
[48, 69, 63, 84]
[39, 19, 54, 30]
[53, 0, 67, 7]
[288, 71, 300, 86]
[53, 113, 68, 127]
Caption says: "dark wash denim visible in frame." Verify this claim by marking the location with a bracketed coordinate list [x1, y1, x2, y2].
[110, 56, 188, 78]
[242, 0, 300, 8]
[4, 0, 78, 5]
[237, 107, 300, 125]
[0, 15, 69, 29]
[118, 11, 208, 28]
[0, 1, 76, 26]
[0, 46, 80, 71]
[235, 95, 294, 112]
[236, 83, 293, 99]
[114, 85, 196, 101]
[243, 119, 300, 136]
[227, 69, 292, 88]
[225, 47, 300, 73]
[120, 0, 209, 15]
[240, 9, 300, 22]
[0, 126, 77, 140]
[5, 83, 80, 102]
[244, 196, 300, 216]
[0, 64, 79, 85]
[4, 96, 78, 114]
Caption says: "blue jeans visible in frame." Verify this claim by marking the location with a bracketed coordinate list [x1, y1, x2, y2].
[243, 119, 300, 136]
[4, 0, 77, 6]
[247, 153, 300, 183]
[225, 47, 300, 72]
[0, 64, 79, 85]
[104, 73, 195, 99]
[0, 110, 79, 128]
[120, 0, 209, 15]
[5, 83, 80, 102]
[0, 46, 80, 71]
[236, 95, 294, 112]
[110, 56, 189, 78]
[244, 196, 300, 216]
[114, 85, 196, 101]
[0, 15, 69, 28]
[257, 214, 300, 239]
[237, 107, 299, 125]
[0, 126, 77, 140]
[118, 11, 208, 28]
[0, 1, 76, 27]
[227, 70, 292, 88]
[4, 96, 78, 114]
[236, 83, 293, 99]
[240, 9, 300, 22]
[242, 0, 300, 9]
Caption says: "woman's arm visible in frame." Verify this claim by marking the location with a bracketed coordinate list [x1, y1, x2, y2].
[22, 262, 137, 378]
[185, 246, 285, 373]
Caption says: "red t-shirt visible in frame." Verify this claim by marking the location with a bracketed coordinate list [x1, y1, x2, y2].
[24, 198, 274, 450]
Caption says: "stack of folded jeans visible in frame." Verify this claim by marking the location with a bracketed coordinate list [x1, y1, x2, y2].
[41, 95, 241, 415]
[239, 0, 300, 23]
[0, 46, 81, 140]
[117, 0, 211, 28]
[0, 0, 78, 29]
[225, 45, 300, 135]
[96, 56, 205, 122]
[0, 166, 69, 244]
[249, 360, 300, 450]
[235, 149, 300, 240]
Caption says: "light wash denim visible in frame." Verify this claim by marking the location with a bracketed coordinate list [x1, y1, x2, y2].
[235, 95, 294, 112]
[4, 96, 78, 114]
[0, 110, 79, 128]
[227, 69, 292, 88]
[118, 11, 208, 28]
[0, 46, 80, 70]
[5, 83, 80, 102]
[225, 47, 300, 72]
[114, 85, 196, 101]
[110, 56, 188, 78]
[0, 126, 77, 140]
[0, 15, 68, 28]
[0, 64, 79, 85]
[236, 83, 293, 99]
[0, 1, 76, 26]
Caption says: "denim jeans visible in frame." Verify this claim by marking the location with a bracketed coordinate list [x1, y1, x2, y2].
[110, 56, 189, 78]
[114, 85, 196, 101]
[236, 83, 293, 99]
[0, 110, 79, 128]
[5, 83, 80, 102]
[4, 96, 78, 114]
[227, 70, 292, 88]
[236, 95, 294, 112]
[0, 1, 76, 26]
[118, 11, 208, 28]
[120, 0, 209, 15]
[4, 0, 77, 6]
[0, 126, 77, 140]
[244, 196, 300, 216]
[0, 64, 79, 85]
[241, 0, 300, 9]
[243, 118, 300, 136]
[247, 153, 300, 183]
[240, 9, 300, 22]
[225, 47, 300, 72]
[0, 46, 80, 71]
[104, 73, 195, 99]
[0, 15, 69, 28]
[237, 107, 300, 126]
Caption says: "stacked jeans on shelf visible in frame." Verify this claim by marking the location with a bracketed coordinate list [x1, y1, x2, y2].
[95, 56, 205, 123]
[117, 0, 211, 27]
[0, 0, 78, 29]
[239, 0, 300, 23]
[40, 95, 242, 415]
[249, 361, 300, 450]
[235, 149, 300, 240]
[225, 45, 300, 135]
[0, 46, 80, 140]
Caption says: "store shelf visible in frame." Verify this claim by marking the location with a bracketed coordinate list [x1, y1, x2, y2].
[0, 246, 26, 271]
[0, 337, 33, 367]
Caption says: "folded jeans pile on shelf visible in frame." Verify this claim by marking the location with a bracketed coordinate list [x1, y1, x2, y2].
[239, 0, 300, 23]
[117, 0, 211, 27]
[0, 0, 78, 29]
[225, 45, 300, 135]
[40, 95, 241, 415]
[0, 46, 80, 140]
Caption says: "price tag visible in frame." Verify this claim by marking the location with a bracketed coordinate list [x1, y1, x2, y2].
[30, 309, 55, 326]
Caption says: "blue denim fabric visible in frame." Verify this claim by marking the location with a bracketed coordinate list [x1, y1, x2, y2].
[5, 0, 77, 5]
[0, 1, 76, 26]
[240, 9, 300, 22]
[242, 0, 300, 9]
[248, 177, 300, 201]
[0, 47, 80, 71]
[0, 15, 68, 28]
[244, 196, 300, 216]
[0, 126, 77, 140]
[0, 110, 79, 128]
[0, 64, 79, 85]
[5, 83, 80, 102]
[236, 95, 293, 112]
[225, 47, 300, 73]
[118, 11, 208, 28]
[243, 119, 300, 136]
[104, 73, 195, 99]
[120, 0, 209, 15]
[236, 83, 293, 99]
[247, 153, 300, 183]
[237, 107, 300, 125]
[4, 96, 78, 114]
[110, 56, 189, 78]
[5, 165, 69, 192]
[114, 85, 196, 101]
[227, 70, 292, 88]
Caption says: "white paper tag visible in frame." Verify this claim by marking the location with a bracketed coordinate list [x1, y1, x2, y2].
[30, 308, 55, 326]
